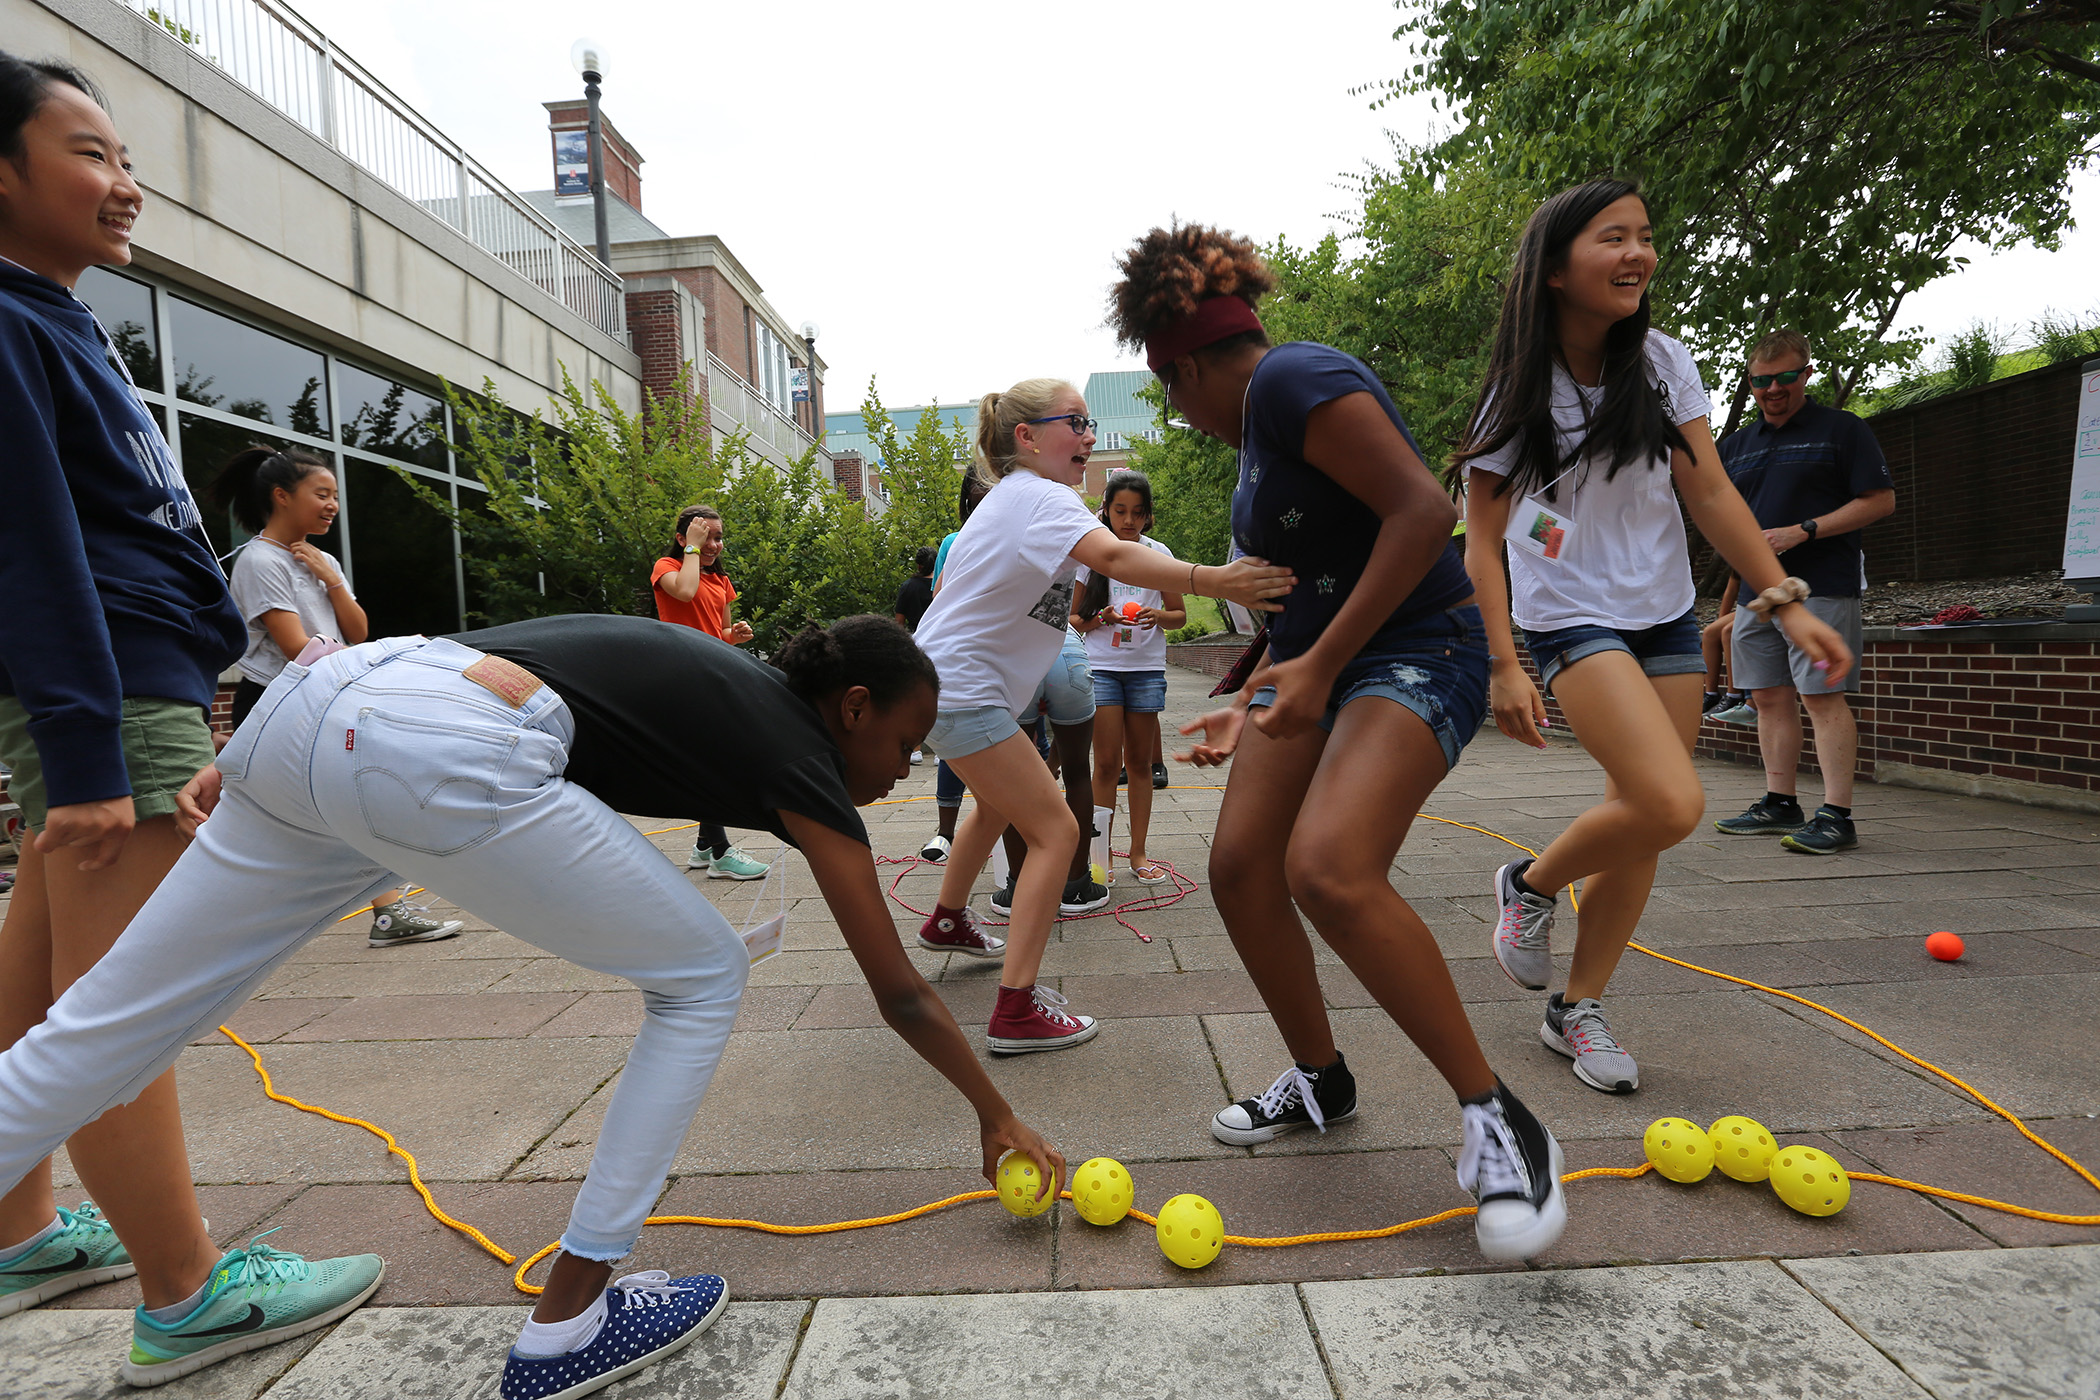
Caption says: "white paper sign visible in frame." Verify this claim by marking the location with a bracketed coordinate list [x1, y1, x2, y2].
[2062, 367, 2100, 579]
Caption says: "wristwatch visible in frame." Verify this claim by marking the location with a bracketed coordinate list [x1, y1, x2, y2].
[685, 545, 703, 555]
[1799, 518, 1819, 540]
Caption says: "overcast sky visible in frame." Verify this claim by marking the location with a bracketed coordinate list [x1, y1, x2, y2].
[286, 0, 2099, 414]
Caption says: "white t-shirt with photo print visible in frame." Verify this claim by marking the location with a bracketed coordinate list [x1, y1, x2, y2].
[915, 467, 1109, 713]
[1074, 534, 1175, 672]
[1468, 330, 1713, 632]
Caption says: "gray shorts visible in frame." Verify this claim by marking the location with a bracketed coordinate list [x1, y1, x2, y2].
[1731, 595, 1862, 695]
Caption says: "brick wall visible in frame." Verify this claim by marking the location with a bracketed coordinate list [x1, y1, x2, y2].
[210, 681, 237, 735]
[626, 287, 689, 406]
[832, 450, 865, 502]
[1165, 636, 1257, 680]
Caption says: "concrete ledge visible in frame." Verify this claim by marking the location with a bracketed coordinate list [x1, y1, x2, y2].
[1864, 621, 2100, 643]
[1874, 760, 2100, 815]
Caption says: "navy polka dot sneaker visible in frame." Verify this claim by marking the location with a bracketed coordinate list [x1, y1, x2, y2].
[500, 1271, 727, 1400]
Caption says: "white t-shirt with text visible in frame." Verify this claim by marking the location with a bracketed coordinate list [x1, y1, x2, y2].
[915, 468, 1109, 712]
[1075, 534, 1175, 672]
[1468, 330, 1712, 632]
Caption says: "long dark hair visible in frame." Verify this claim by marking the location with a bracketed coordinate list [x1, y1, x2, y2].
[1078, 469, 1156, 618]
[1453, 178, 1687, 501]
[665, 503, 724, 574]
[0, 52, 102, 164]
[210, 445, 331, 534]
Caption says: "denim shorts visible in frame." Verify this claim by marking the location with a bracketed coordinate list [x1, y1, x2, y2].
[1024, 628, 1095, 727]
[925, 705, 1023, 762]
[1523, 607, 1705, 697]
[1247, 605, 1490, 772]
[1093, 669, 1166, 713]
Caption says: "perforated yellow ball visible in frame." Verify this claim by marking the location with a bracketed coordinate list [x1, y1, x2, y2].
[995, 1150, 1058, 1218]
[1769, 1145, 1851, 1217]
[1707, 1116, 1779, 1183]
[1642, 1116, 1716, 1183]
[1154, 1193, 1224, 1269]
[1072, 1157, 1134, 1226]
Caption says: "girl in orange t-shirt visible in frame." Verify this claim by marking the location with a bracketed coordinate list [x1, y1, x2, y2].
[650, 505, 766, 878]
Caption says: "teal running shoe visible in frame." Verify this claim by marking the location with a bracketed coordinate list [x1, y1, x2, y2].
[705, 847, 771, 881]
[0, 1201, 134, 1318]
[123, 1231, 383, 1387]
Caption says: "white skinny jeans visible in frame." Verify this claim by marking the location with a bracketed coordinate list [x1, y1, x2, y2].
[0, 636, 749, 1261]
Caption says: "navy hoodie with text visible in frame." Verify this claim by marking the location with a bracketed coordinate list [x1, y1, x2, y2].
[0, 258, 244, 808]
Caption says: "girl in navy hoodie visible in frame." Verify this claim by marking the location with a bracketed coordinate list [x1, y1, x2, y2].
[0, 52, 378, 1383]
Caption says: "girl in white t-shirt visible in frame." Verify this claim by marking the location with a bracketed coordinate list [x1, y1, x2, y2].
[1456, 179, 1851, 1096]
[913, 377, 1291, 1053]
[212, 445, 461, 949]
[1071, 471, 1183, 886]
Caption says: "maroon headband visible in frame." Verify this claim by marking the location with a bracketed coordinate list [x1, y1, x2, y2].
[1144, 296, 1264, 373]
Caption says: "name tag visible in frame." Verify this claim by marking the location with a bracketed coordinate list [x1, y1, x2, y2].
[462, 654, 544, 708]
[1509, 494, 1573, 564]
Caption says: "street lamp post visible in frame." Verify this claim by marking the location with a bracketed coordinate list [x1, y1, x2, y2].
[570, 38, 611, 268]
[799, 320, 820, 436]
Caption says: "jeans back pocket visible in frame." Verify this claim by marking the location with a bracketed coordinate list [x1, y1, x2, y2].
[350, 705, 517, 856]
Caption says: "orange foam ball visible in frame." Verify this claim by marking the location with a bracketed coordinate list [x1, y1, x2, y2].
[1121, 601, 1142, 620]
[1926, 931, 1965, 962]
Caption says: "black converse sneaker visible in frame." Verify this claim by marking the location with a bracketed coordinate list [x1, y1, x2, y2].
[1457, 1082, 1566, 1261]
[1210, 1055, 1358, 1146]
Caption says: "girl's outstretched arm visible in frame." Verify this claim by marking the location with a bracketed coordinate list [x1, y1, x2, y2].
[782, 811, 1066, 1200]
[1069, 530, 1293, 613]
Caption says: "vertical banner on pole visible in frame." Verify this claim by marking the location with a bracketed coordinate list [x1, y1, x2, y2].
[553, 131, 590, 197]
[2061, 361, 2100, 618]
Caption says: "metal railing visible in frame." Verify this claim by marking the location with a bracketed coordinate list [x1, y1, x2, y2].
[122, 0, 626, 343]
[706, 352, 823, 468]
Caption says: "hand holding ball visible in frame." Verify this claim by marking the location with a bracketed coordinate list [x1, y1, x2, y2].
[995, 1150, 1058, 1218]
[1120, 600, 1142, 622]
[1155, 1193, 1224, 1269]
[1926, 931, 1965, 961]
[1643, 1117, 1716, 1183]
[1072, 1157, 1134, 1226]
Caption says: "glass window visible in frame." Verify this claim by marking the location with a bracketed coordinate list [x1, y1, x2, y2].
[343, 459, 459, 637]
[338, 363, 448, 472]
[177, 413, 342, 563]
[169, 297, 330, 437]
[74, 266, 159, 389]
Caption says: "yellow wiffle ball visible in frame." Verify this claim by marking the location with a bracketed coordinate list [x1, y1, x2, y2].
[1769, 1145, 1851, 1217]
[1154, 1193, 1225, 1269]
[995, 1150, 1058, 1218]
[1072, 1157, 1134, 1226]
[1707, 1116, 1779, 1183]
[1642, 1117, 1717, 1183]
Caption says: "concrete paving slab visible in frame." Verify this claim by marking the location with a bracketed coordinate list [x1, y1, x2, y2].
[782, 1285, 1329, 1400]
[533, 990, 644, 1038]
[486, 959, 632, 993]
[1832, 1117, 2100, 1247]
[167, 1038, 626, 1183]
[1791, 931, 2098, 985]
[191, 997, 348, 1045]
[648, 1167, 1053, 1299]
[793, 976, 1001, 1030]
[1787, 1245, 2100, 1400]
[263, 1300, 808, 1400]
[1058, 968, 1270, 1020]
[1543, 1134, 1992, 1268]
[0, 1307, 325, 1399]
[279, 992, 581, 1042]
[1830, 897, 2100, 936]
[259, 958, 531, 999]
[1766, 973, 2100, 1118]
[1303, 1261, 1931, 1399]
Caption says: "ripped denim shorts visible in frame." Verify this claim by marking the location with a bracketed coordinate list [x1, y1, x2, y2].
[1247, 605, 1490, 772]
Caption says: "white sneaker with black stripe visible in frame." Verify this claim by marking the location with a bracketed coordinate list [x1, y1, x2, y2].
[1457, 1083, 1566, 1261]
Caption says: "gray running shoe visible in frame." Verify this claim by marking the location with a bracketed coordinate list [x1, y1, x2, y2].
[1491, 861, 1556, 990]
[368, 901, 463, 948]
[1708, 699, 1758, 726]
[1713, 794, 1807, 835]
[1540, 996, 1639, 1093]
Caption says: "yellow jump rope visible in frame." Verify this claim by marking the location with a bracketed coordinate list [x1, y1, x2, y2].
[219, 799, 2098, 1295]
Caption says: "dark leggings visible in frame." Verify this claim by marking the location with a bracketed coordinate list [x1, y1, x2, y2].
[698, 821, 730, 858]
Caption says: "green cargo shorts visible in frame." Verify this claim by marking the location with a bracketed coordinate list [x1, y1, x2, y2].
[0, 695, 216, 830]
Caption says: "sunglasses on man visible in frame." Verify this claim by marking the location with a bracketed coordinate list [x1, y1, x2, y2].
[1747, 367, 1810, 389]
[1024, 413, 1098, 435]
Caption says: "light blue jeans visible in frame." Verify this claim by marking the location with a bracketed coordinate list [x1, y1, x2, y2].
[0, 636, 748, 1262]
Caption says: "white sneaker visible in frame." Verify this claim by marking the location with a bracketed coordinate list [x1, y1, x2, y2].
[910, 750, 923, 766]
[919, 832, 952, 863]
[1457, 1084, 1566, 1261]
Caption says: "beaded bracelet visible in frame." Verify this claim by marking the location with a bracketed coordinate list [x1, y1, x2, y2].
[1744, 576, 1810, 617]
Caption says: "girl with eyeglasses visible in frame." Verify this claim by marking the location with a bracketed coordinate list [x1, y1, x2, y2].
[912, 377, 1292, 1053]
[1455, 178, 1850, 1098]
[1119, 222, 1566, 1262]
[212, 445, 462, 949]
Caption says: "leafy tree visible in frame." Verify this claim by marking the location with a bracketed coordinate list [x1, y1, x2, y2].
[1122, 379, 1238, 575]
[1394, 0, 2100, 432]
[859, 379, 968, 563]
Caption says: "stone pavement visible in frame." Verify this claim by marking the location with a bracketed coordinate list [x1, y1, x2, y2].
[5, 665, 2097, 1396]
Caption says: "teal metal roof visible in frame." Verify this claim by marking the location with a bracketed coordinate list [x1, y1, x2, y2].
[824, 402, 975, 465]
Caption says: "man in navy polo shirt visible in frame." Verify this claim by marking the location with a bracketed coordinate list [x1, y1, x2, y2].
[1713, 329, 1895, 854]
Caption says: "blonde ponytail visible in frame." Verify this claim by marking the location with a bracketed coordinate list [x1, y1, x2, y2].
[970, 377, 1076, 493]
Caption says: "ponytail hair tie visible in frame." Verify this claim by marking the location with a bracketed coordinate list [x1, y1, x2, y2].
[1745, 577, 1810, 617]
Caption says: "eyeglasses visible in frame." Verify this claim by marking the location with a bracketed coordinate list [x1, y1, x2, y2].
[1025, 413, 1098, 436]
[1747, 367, 1810, 389]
